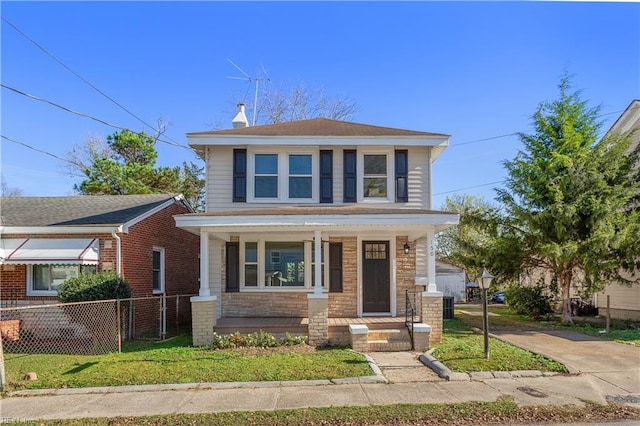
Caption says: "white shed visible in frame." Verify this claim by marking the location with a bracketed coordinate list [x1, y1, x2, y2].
[436, 260, 466, 302]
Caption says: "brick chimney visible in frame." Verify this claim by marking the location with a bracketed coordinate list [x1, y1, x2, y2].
[232, 103, 249, 128]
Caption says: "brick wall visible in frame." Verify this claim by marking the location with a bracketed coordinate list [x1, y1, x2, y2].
[121, 202, 200, 297]
[395, 236, 416, 316]
[222, 292, 309, 317]
[328, 237, 357, 317]
[0, 265, 28, 301]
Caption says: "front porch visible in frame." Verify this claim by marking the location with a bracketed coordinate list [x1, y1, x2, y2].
[214, 316, 414, 351]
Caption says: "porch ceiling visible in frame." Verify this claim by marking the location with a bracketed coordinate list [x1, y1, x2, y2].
[175, 207, 459, 240]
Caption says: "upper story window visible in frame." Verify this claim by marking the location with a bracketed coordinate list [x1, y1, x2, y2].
[363, 154, 388, 198]
[289, 155, 312, 199]
[255, 154, 279, 198]
[248, 150, 318, 203]
[358, 150, 395, 202]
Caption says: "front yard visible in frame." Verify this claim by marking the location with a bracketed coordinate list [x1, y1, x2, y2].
[3, 336, 371, 393]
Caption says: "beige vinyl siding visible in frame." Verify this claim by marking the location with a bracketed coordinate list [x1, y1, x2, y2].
[207, 146, 234, 211]
[206, 145, 432, 210]
[407, 146, 430, 209]
[598, 269, 640, 313]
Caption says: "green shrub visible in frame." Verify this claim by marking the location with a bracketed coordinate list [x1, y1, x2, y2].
[505, 285, 554, 320]
[206, 331, 307, 350]
[58, 271, 132, 303]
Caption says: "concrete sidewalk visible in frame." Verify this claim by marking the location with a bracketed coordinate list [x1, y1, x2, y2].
[2, 330, 639, 422]
[1, 360, 639, 421]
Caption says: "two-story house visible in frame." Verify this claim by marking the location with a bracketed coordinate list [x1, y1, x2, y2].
[176, 105, 459, 348]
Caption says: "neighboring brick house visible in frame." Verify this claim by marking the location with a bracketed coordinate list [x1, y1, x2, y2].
[176, 105, 459, 348]
[0, 194, 199, 305]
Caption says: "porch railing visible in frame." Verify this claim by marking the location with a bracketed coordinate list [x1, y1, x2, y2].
[405, 289, 421, 351]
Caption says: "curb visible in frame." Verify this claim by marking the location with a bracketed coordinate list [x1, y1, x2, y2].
[419, 351, 552, 382]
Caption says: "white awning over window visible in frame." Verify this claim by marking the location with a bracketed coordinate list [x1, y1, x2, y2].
[0, 238, 99, 265]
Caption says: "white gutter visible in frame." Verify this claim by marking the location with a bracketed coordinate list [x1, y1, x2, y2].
[111, 230, 122, 276]
[1, 226, 122, 235]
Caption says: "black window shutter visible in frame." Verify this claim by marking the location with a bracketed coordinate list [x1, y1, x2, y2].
[343, 150, 357, 203]
[233, 149, 247, 202]
[395, 150, 408, 203]
[329, 242, 343, 293]
[319, 150, 333, 203]
[225, 242, 239, 292]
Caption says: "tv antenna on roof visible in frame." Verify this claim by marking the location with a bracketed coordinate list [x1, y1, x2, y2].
[226, 58, 270, 126]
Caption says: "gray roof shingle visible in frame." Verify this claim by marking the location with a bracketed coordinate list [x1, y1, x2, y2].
[187, 117, 449, 138]
[1, 194, 180, 227]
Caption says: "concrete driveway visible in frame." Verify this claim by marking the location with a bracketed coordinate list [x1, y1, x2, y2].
[490, 329, 640, 393]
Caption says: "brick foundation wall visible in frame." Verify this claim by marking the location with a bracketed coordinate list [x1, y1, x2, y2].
[222, 292, 309, 317]
[422, 293, 443, 344]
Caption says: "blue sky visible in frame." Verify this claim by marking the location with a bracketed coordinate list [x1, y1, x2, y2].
[2, 1, 639, 208]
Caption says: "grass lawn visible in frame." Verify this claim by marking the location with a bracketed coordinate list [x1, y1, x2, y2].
[3, 336, 371, 393]
[468, 304, 640, 347]
[432, 319, 567, 373]
[24, 399, 640, 425]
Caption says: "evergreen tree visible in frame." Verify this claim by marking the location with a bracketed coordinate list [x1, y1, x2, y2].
[497, 76, 640, 323]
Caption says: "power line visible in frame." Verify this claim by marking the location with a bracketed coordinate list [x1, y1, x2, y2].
[433, 180, 505, 196]
[449, 133, 518, 148]
[1, 134, 86, 173]
[1, 16, 183, 146]
[1, 84, 192, 151]
[2, 134, 177, 194]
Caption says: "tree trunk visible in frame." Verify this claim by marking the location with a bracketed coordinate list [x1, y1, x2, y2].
[560, 270, 573, 324]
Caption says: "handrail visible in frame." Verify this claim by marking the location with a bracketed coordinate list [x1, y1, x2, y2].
[405, 289, 416, 351]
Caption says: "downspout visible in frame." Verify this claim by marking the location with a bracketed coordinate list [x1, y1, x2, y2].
[111, 230, 122, 276]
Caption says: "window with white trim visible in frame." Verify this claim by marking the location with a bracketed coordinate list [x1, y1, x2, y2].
[152, 247, 165, 293]
[28, 264, 96, 296]
[239, 238, 328, 290]
[248, 151, 318, 202]
[358, 150, 395, 202]
[254, 154, 279, 198]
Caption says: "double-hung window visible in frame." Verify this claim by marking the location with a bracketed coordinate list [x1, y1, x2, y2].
[249, 151, 317, 202]
[289, 155, 312, 199]
[254, 154, 279, 198]
[152, 247, 165, 294]
[359, 151, 394, 202]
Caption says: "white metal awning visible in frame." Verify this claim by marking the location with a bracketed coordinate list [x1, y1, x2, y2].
[0, 238, 99, 265]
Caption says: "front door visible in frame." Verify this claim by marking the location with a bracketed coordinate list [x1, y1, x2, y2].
[362, 241, 390, 313]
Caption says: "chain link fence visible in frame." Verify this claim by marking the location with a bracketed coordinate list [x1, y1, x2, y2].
[0, 295, 195, 356]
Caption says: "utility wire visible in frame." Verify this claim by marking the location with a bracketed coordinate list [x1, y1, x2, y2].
[2, 134, 178, 194]
[433, 180, 506, 196]
[1, 84, 192, 151]
[1, 16, 184, 146]
[1, 134, 86, 173]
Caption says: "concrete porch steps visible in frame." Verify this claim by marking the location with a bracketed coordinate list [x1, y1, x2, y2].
[367, 328, 412, 352]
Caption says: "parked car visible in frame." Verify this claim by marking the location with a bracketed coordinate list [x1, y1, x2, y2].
[492, 291, 506, 303]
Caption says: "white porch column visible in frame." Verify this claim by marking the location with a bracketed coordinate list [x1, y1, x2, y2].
[314, 230, 322, 294]
[199, 230, 210, 297]
[426, 229, 437, 293]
